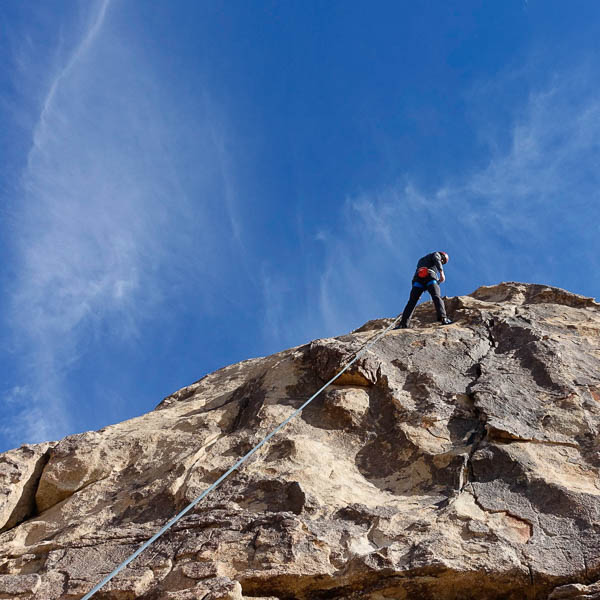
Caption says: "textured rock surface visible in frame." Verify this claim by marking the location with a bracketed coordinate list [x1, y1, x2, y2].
[0, 444, 53, 534]
[1, 282, 599, 599]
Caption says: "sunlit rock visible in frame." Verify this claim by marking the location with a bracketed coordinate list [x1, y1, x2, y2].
[1, 282, 599, 599]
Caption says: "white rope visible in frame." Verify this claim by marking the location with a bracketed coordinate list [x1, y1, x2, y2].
[82, 315, 401, 599]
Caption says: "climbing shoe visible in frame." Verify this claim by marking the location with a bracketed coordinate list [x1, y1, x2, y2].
[439, 318, 453, 325]
[393, 322, 409, 330]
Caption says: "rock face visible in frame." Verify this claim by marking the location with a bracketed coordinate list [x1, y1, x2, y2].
[1, 282, 600, 600]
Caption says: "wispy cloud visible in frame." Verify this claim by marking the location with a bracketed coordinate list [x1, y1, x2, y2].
[36, 0, 110, 142]
[262, 66, 600, 344]
[3, 2, 244, 447]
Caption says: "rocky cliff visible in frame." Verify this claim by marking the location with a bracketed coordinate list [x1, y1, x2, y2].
[1, 282, 600, 600]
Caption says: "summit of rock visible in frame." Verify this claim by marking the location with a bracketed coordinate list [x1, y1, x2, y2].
[1, 282, 599, 600]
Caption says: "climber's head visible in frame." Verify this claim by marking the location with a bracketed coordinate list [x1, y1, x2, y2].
[439, 251, 449, 265]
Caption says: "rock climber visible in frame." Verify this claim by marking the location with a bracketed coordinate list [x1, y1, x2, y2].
[395, 251, 452, 329]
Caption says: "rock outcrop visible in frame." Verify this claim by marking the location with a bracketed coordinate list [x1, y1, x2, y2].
[1, 282, 600, 599]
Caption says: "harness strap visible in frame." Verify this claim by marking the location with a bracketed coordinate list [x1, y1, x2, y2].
[414, 279, 439, 289]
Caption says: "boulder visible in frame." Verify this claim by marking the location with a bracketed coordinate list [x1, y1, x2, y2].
[1, 282, 599, 599]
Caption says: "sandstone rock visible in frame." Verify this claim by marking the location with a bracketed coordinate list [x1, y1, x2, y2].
[549, 581, 600, 599]
[0, 573, 41, 597]
[0, 282, 599, 599]
[0, 444, 52, 533]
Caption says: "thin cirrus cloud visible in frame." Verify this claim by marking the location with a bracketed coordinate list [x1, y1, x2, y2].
[280, 68, 600, 342]
[3, 2, 243, 447]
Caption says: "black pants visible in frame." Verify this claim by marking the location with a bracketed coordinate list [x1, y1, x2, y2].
[400, 280, 447, 325]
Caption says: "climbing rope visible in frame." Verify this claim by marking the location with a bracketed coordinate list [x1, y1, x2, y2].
[82, 314, 402, 599]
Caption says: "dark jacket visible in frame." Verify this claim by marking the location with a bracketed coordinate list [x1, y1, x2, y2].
[413, 252, 444, 282]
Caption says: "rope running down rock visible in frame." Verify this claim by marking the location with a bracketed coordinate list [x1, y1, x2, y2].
[82, 313, 402, 599]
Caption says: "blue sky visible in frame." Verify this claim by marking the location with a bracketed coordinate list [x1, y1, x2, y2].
[1, 1, 600, 453]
